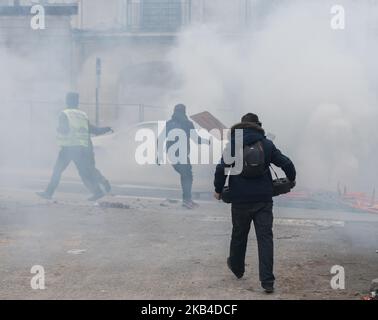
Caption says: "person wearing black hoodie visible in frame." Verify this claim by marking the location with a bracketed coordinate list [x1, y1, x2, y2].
[214, 113, 296, 293]
[162, 104, 209, 209]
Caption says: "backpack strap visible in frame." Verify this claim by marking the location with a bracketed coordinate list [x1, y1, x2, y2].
[270, 165, 279, 180]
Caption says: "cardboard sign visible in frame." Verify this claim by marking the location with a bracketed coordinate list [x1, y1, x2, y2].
[191, 111, 275, 141]
[190, 111, 227, 140]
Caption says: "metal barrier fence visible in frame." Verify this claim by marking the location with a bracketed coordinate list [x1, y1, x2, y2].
[0, 99, 235, 168]
[79, 102, 169, 125]
[0, 100, 169, 167]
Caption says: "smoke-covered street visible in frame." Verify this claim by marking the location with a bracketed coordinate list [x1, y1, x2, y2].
[0, 185, 376, 300]
[1, 0, 378, 308]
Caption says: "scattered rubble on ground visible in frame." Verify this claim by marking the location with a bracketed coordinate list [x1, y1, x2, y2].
[361, 279, 378, 300]
[166, 199, 179, 204]
[275, 190, 378, 214]
[67, 249, 87, 255]
[98, 202, 130, 209]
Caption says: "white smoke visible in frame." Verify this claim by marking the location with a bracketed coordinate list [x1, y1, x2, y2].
[167, 0, 378, 191]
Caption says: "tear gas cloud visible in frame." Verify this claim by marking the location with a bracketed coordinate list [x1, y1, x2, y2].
[0, 0, 378, 193]
[0, 4, 72, 187]
[167, 0, 378, 191]
[0, 1, 376, 297]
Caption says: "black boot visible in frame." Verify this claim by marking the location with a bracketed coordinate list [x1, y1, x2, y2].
[261, 282, 275, 293]
[227, 258, 244, 279]
[88, 191, 105, 202]
[36, 191, 52, 200]
[103, 180, 111, 193]
[182, 200, 199, 209]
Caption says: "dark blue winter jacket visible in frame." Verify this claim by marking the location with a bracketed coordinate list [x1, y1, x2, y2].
[214, 122, 296, 204]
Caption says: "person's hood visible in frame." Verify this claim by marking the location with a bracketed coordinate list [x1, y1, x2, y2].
[171, 109, 190, 123]
[230, 122, 265, 145]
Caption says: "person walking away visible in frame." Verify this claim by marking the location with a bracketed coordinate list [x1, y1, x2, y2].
[214, 113, 296, 293]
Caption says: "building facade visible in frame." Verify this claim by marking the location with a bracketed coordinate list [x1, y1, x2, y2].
[0, 0, 276, 126]
[73, 0, 273, 125]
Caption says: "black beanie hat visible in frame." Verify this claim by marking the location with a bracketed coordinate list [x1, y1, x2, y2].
[241, 113, 262, 126]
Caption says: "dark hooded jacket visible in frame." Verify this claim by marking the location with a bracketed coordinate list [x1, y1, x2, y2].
[164, 109, 204, 157]
[214, 122, 296, 204]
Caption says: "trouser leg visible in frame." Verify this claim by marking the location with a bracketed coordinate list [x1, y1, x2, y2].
[84, 147, 111, 192]
[73, 148, 103, 196]
[173, 162, 193, 201]
[94, 168, 111, 191]
[181, 164, 193, 201]
[229, 207, 253, 275]
[45, 148, 71, 196]
[253, 202, 275, 283]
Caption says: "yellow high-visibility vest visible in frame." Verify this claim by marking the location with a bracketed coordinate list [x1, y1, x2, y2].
[57, 109, 89, 147]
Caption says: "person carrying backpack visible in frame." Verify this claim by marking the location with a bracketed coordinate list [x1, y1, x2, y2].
[213, 113, 296, 293]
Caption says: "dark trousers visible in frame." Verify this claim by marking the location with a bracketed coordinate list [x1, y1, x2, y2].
[172, 161, 193, 201]
[45, 146, 102, 196]
[91, 167, 110, 192]
[87, 145, 111, 192]
[229, 202, 275, 283]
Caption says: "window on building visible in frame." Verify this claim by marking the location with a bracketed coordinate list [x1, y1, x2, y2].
[140, 0, 183, 32]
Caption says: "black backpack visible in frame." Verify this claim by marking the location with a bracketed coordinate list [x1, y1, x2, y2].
[241, 140, 266, 178]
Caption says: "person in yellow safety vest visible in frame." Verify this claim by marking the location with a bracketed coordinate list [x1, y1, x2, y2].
[57, 108, 90, 148]
[36, 92, 113, 201]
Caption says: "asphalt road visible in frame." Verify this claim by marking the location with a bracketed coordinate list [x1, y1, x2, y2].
[0, 186, 377, 300]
